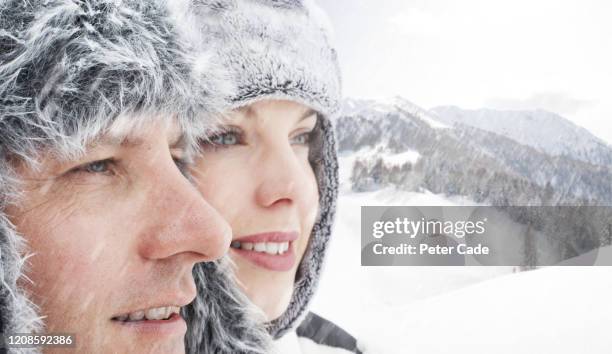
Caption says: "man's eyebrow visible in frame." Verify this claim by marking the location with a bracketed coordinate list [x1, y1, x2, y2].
[91, 133, 186, 149]
[121, 138, 145, 148]
[90, 135, 134, 148]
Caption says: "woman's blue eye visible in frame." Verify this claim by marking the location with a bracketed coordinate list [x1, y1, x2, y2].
[291, 132, 311, 145]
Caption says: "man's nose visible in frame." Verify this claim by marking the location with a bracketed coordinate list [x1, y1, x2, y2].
[138, 159, 232, 263]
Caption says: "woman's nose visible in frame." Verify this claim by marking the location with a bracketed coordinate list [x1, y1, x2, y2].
[253, 145, 305, 209]
[138, 158, 232, 263]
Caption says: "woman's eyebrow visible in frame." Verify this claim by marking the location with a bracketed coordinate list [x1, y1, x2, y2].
[240, 105, 316, 124]
[299, 109, 317, 122]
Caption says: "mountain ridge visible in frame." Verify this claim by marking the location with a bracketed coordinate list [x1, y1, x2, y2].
[430, 105, 612, 167]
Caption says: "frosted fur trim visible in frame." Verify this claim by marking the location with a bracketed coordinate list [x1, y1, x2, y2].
[184, 259, 271, 354]
[0, 0, 227, 164]
[192, 0, 341, 119]
[0, 216, 43, 354]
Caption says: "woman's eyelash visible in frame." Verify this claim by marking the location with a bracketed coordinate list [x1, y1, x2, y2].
[291, 126, 317, 146]
[291, 132, 311, 145]
[200, 126, 313, 148]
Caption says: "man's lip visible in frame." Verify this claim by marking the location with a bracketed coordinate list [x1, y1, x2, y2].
[113, 312, 187, 338]
[233, 231, 299, 243]
[110, 294, 195, 319]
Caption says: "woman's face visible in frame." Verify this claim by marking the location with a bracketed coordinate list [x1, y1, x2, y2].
[6, 119, 231, 354]
[192, 99, 320, 320]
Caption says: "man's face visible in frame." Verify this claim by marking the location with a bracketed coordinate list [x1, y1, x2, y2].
[6, 118, 231, 353]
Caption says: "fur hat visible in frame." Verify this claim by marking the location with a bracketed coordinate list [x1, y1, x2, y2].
[0, 0, 268, 353]
[190, 0, 341, 339]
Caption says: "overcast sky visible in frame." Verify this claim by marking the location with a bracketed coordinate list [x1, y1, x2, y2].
[319, 0, 612, 144]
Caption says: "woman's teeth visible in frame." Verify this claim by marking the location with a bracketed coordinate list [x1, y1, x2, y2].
[231, 241, 290, 255]
[113, 306, 180, 322]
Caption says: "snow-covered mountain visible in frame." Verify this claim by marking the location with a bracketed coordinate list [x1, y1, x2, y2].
[340, 96, 448, 129]
[335, 97, 612, 205]
[333, 96, 612, 266]
[430, 106, 612, 167]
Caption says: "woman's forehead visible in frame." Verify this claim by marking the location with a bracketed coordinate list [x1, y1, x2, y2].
[230, 100, 317, 124]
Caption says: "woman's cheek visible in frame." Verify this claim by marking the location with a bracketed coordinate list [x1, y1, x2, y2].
[301, 161, 320, 218]
[195, 152, 249, 207]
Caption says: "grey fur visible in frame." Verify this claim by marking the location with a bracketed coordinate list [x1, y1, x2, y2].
[191, 0, 341, 339]
[0, 0, 269, 353]
[0, 212, 42, 354]
[183, 260, 270, 354]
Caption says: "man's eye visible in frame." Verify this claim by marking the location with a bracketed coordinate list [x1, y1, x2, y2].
[291, 132, 311, 145]
[70, 159, 114, 175]
[84, 160, 111, 173]
[210, 132, 239, 146]
[85, 161, 109, 173]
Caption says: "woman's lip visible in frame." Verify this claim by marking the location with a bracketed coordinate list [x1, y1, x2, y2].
[112, 313, 186, 337]
[233, 231, 299, 243]
[231, 245, 296, 271]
